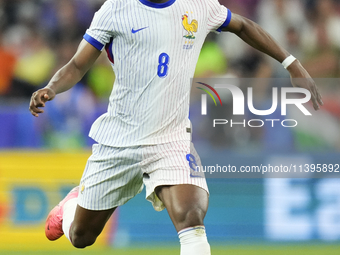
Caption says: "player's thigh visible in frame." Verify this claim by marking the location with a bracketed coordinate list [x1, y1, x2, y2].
[155, 184, 209, 232]
[78, 143, 144, 210]
[71, 205, 116, 237]
[142, 141, 209, 212]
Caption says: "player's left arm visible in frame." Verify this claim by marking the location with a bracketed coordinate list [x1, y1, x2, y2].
[222, 13, 323, 110]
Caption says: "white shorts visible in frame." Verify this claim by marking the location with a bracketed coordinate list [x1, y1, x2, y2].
[78, 141, 208, 211]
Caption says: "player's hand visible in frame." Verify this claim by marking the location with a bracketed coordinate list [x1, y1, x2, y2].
[287, 60, 323, 111]
[29, 88, 56, 117]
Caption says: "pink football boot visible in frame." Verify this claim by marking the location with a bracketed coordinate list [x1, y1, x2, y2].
[45, 186, 79, 241]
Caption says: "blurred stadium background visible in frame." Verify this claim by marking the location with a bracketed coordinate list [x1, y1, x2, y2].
[0, 0, 340, 254]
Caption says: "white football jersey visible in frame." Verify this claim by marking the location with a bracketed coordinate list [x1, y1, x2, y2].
[84, 0, 231, 146]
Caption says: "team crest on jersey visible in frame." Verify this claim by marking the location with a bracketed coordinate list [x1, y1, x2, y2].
[182, 12, 197, 50]
[182, 13, 198, 39]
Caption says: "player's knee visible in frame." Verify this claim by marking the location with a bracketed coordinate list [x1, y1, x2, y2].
[70, 225, 97, 249]
[175, 206, 206, 228]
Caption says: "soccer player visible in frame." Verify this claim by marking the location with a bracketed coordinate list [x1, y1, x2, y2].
[29, 0, 323, 254]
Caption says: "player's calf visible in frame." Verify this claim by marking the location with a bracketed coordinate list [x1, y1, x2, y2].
[67, 206, 116, 249]
[69, 224, 98, 249]
[172, 206, 206, 231]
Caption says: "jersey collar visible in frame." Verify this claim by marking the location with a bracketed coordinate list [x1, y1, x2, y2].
[138, 0, 176, 8]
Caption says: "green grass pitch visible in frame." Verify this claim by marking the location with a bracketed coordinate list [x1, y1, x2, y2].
[2, 245, 340, 255]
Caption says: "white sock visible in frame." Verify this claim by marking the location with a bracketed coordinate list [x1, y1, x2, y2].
[61, 198, 78, 243]
[178, 226, 211, 255]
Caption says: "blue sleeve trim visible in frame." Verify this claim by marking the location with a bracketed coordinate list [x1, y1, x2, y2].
[216, 9, 232, 32]
[83, 33, 105, 51]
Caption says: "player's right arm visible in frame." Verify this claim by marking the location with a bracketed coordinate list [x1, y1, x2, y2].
[29, 40, 101, 117]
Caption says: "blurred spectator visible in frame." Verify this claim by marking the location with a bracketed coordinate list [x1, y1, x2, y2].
[217, 0, 265, 78]
[220, 0, 260, 19]
[257, 0, 307, 77]
[257, 0, 306, 50]
[40, 0, 93, 45]
[301, 0, 340, 77]
[0, 0, 18, 26]
[194, 35, 227, 78]
[0, 28, 16, 95]
[39, 82, 97, 149]
[13, 27, 56, 88]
